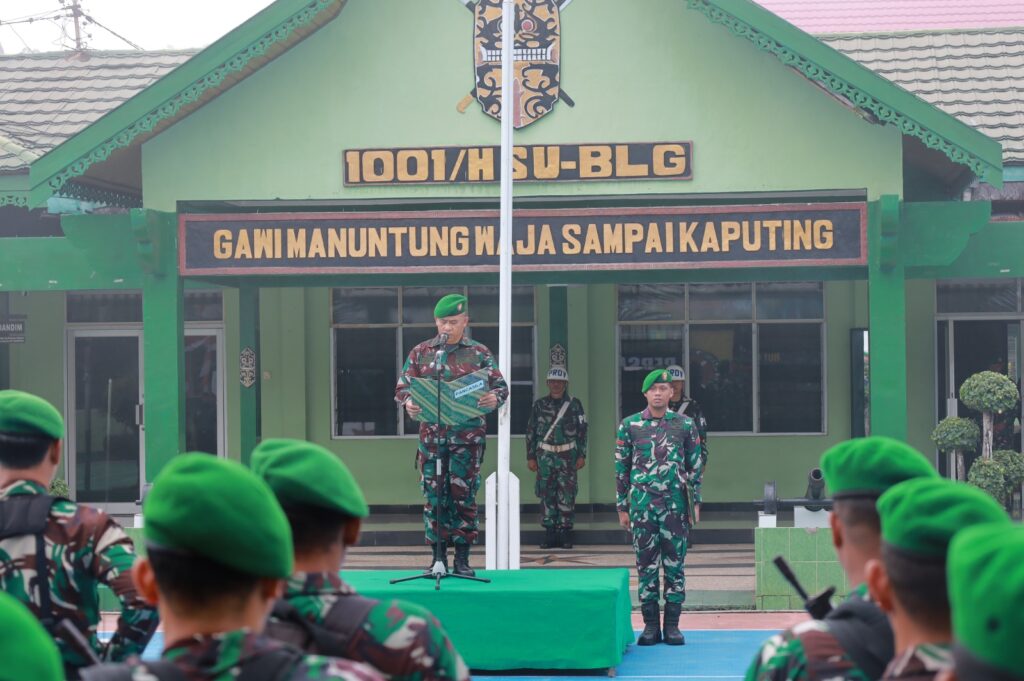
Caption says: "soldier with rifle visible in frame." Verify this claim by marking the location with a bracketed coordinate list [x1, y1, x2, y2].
[0, 390, 157, 679]
[746, 437, 938, 681]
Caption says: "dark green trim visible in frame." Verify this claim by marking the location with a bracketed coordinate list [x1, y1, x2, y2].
[238, 285, 260, 465]
[689, 0, 1003, 187]
[27, 0, 345, 207]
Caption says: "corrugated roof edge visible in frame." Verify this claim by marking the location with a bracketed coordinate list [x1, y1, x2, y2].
[818, 26, 1024, 39]
[26, 0, 345, 208]
[0, 48, 200, 60]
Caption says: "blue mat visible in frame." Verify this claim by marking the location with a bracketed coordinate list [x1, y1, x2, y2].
[110, 629, 769, 679]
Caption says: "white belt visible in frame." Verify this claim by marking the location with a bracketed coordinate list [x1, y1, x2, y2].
[539, 442, 575, 453]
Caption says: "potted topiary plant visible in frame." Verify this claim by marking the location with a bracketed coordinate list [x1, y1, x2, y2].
[959, 371, 1019, 460]
[931, 417, 980, 481]
[993, 449, 1024, 518]
[968, 457, 1008, 505]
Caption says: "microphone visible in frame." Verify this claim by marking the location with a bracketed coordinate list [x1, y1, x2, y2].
[438, 333, 449, 344]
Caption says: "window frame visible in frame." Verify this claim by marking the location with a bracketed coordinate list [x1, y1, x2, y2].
[615, 282, 827, 436]
[330, 286, 537, 440]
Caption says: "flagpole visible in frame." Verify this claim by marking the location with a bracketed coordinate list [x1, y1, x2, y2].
[496, 0, 514, 570]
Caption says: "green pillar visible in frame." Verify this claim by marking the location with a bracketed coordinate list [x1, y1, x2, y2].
[548, 285, 568, 370]
[138, 210, 185, 478]
[238, 284, 260, 464]
[867, 196, 907, 440]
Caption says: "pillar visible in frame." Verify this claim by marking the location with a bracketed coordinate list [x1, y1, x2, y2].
[238, 284, 260, 464]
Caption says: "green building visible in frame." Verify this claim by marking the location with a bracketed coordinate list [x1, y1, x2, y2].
[1, 0, 1021, 524]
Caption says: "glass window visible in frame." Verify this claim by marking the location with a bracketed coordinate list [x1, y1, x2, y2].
[619, 324, 684, 416]
[690, 324, 754, 432]
[759, 324, 823, 433]
[937, 280, 1018, 314]
[184, 334, 220, 453]
[756, 282, 824, 319]
[332, 288, 398, 324]
[689, 283, 752, 320]
[67, 291, 223, 322]
[618, 284, 685, 321]
[333, 287, 535, 437]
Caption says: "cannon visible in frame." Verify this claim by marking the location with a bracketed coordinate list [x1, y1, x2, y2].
[756, 468, 832, 528]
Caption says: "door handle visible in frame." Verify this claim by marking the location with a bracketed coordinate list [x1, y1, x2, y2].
[135, 403, 144, 429]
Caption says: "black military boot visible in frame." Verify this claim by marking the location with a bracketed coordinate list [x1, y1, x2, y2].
[539, 527, 559, 549]
[427, 543, 448, 572]
[453, 544, 476, 577]
[662, 602, 685, 646]
[637, 602, 662, 645]
[559, 528, 573, 549]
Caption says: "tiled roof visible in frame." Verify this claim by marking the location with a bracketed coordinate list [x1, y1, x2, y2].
[822, 29, 1024, 164]
[0, 49, 195, 173]
[757, 0, 1024, 34]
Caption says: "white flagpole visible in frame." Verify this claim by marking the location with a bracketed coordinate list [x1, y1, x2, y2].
[496, 0, 514, 570]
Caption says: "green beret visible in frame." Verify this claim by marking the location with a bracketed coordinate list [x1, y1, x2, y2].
[144, 453, 293, 578]
[641, 368, 673, 393]
[820, 436, 937, 499]
[434, 293, 468, 318]
[878, 477, 1009, 557]
[0, 592, 63, 681]
[0, 389, 63, 440]
[948, 523, 1024, 677]
[251, 438, 369, 518]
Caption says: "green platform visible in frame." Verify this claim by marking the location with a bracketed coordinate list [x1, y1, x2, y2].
[346, 568, 633, 671]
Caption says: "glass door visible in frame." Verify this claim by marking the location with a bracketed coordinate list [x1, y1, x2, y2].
[67, 330, 143, 513]
[184, 329, 225, 456]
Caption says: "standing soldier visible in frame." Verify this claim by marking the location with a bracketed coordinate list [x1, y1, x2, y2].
[526, 365, 588, 550]
[867, 478, 1010, 681]
[0, 389, 158, 679]
[395, 293, 509, 577]
[616, 369, 702, 647]
[253, 438, 470, 681]
[666, 364, 709, 518]
[82, 453, 385, 681]
[938, 523, 1024, 681]
[746, 437, 939, 681]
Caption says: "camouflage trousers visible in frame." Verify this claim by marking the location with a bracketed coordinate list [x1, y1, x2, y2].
[630, 503, 690, 604]
[535, 451, 579, 530]
[418, 439, 483, 546]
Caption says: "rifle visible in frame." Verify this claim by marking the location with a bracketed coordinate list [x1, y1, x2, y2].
[772, 556, 835, 620]
[56, 619, 103, 667]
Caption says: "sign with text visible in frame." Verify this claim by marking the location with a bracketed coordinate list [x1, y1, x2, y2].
[0, 318, 25, 344]
[343, 142, 692, 185]
[179, 203, 866, 276]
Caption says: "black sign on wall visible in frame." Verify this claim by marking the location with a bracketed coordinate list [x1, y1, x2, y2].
[179, 203, 867, 276]
[0, 318, 26, 344]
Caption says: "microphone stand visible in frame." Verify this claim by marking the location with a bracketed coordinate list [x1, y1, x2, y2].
[391, 333, 490, 590]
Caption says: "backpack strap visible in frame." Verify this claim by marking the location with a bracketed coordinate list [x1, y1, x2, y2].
[266, 595, 377, 657]
[0, 494, 61, 630]
[237, 646, 306, 681]
[81, 660, 189, 681]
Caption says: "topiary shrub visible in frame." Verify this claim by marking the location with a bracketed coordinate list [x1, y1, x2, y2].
[931, 417, 980, 480]
[48, 477, 70, 498]
[968, 457, 1008, 505]
[994, 449, 1024, 499]
[960, 371, 1020, 460]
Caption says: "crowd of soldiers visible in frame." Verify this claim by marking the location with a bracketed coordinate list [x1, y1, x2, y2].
[1, 291, 1021, 681]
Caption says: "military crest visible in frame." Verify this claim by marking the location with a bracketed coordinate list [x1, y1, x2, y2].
[467, 0, 569, 128]
[240, 347, 257, 388]
[549, 343, 567, 367]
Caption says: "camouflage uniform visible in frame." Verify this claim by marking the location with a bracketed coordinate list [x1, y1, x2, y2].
[526, 394, 587, 530]
[283, 572, 470, 681]
[880, 644, 952, 681]
[669, 396, 709, 499]
[745, 585, 892, 681]
[91, 628, 383, 680]
[395, 334, 508, 545]
[615, 409, 701, 604]
[0, 479, 158, 675]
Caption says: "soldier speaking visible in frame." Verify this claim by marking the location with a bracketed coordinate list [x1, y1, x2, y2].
[616, 369, 702, 647]
[395, 293, 508, 577]
[526, 364, 588, 550]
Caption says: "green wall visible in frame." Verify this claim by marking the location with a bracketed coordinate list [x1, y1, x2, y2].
[140, 0, 901, 205]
